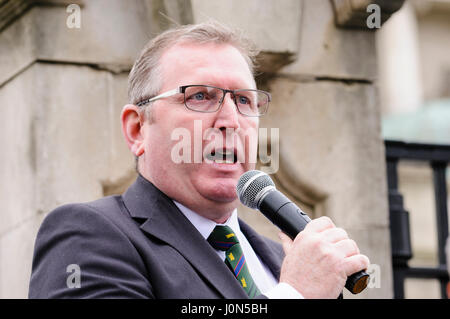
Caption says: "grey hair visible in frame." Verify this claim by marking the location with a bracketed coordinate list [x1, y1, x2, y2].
[127, 20, 259, 112]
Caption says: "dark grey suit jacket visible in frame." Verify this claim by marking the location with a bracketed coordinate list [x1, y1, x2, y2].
[28, 174, 284, 298]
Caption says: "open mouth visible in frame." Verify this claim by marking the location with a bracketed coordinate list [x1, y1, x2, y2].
[205, 148, 238, 164]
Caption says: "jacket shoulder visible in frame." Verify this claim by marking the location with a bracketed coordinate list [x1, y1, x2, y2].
[29, 197, 152, 298]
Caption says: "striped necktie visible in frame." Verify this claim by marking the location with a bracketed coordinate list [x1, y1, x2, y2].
[207, 225, 260, 298]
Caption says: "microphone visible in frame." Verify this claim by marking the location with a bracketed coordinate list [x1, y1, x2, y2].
[236, 170, 370, 294]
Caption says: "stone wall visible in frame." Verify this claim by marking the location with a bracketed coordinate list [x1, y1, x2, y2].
[0, 0, 401, 298]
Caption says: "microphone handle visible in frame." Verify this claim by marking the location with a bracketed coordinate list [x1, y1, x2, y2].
[259, 191, 369, 295]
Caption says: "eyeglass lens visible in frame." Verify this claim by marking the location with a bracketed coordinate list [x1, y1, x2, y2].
[184, 86, 268, 116]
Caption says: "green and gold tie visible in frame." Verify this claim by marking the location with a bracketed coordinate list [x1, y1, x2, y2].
[207, 225, 261, 298]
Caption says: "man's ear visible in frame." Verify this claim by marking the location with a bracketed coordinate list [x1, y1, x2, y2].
[121, 104, 145, 156]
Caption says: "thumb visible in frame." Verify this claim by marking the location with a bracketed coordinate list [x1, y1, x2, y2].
[278, 232, 293, 254]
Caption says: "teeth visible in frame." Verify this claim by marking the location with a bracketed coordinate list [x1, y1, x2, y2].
[214, 158, 234, 164]
[206, 149, 235, 163]
[216, 150, 233, 157]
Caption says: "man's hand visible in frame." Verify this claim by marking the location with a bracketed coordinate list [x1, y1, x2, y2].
[278, 216, 370, 299]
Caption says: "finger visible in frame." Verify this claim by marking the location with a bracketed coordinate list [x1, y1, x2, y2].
[305, 216, 335, 233]
[333, 238, 360, 257]
[321, 227, 348, 244]
[342, 254, 370, 277]
[278, 232, 293, 254]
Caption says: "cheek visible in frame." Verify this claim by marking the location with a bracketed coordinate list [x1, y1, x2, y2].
[143, 117, 175, 160]
[148, 111, 211, 164]
[241, 120, 259, 148]
[242, 118, 259, 137]
[243, 122, 259, 166]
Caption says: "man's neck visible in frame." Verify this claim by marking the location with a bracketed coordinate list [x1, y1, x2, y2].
[174, 200, 239, 239]
[137, 171, 237, 223]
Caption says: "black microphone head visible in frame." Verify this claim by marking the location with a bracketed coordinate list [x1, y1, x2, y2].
[236, 170, 276, 209]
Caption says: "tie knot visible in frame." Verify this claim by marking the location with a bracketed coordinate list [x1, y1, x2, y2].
[207, 225, 239, 251]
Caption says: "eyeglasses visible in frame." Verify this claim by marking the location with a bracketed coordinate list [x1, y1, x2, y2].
[136, 85, 271, 117]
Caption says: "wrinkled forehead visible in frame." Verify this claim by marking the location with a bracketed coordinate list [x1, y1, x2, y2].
[159, 41, 256, 90]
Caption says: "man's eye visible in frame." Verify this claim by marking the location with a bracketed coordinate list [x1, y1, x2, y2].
[237, 95, 250, 105]
[189, 92, 207, 100]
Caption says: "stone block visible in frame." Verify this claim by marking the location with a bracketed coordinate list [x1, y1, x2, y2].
[282, 0, 377, 80]
[262, 78, 388, 229]
[0, 0, 156, 87]
[0, 214, 44, 298]
[0, 6, 36, 88]
[0, 62, 134, 234]
[331, 0, 405, 29]
[191, 0, 302, 54]
[0, 65, 37, 236]
[30, 63, 134, 215]
[34, 1, 151, 66]
[190, 0, 378, 81]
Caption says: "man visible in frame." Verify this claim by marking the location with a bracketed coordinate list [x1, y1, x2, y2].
[29, 21, 369, 298]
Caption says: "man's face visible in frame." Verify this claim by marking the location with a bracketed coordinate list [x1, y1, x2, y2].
[139, 42, 259, 222]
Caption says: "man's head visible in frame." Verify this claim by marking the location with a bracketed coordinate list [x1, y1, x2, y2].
[121, 21, 265, 223]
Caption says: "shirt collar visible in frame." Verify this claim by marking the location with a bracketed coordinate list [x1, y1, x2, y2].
[173, 200, 240, 240]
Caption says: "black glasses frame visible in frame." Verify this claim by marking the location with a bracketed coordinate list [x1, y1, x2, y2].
[180, 85, 271, 117]
[136, 84, 271, 117]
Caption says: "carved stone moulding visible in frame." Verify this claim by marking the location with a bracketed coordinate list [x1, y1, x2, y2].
[0, 0, 83, 33]
[330, 0, 405, 30]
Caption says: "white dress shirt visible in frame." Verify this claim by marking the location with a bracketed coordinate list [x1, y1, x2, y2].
[173, 201, 303, 299]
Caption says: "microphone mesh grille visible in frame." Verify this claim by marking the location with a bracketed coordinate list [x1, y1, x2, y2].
[236, 170, 275, 209]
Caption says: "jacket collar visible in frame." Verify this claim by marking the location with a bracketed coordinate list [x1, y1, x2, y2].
[239, 219, 283, 280]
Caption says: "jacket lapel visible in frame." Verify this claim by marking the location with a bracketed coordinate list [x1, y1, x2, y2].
[122, 175, 248, 299]
[239, 219, 284, 280]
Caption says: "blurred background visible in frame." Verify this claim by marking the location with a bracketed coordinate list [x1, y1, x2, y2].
[0, 0, 448, 299]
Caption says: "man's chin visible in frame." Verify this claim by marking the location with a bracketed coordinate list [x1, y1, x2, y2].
[196, 178, 239, 203]
[204, 187, 238, 203]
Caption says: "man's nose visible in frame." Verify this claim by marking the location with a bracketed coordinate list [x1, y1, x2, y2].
[213, 92, 240, 130]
